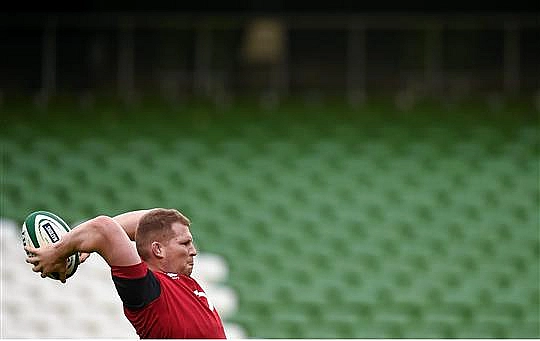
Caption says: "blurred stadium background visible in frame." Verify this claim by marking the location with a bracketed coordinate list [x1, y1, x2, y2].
[1, 9, 539, 339]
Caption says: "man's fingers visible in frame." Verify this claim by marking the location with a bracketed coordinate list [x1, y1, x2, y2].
[58, 269, 67, 283]
[24, 246, 69, 283]
[24, 245, 38, 254]
[79, 252, 91, 263]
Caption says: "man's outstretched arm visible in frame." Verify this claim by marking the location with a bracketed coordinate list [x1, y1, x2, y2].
[25, 213, 144, 282]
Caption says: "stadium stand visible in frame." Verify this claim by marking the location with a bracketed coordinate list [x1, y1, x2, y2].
[0, 104, 538, 338]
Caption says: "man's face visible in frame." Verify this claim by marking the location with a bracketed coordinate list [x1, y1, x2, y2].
[163, 222, 197, 276]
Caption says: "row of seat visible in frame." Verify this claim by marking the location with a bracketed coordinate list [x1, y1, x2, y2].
[1, 106, 538, 338]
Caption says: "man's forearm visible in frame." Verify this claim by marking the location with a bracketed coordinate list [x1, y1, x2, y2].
[64, 215, 141, 265]
[55, 216, 110, 258]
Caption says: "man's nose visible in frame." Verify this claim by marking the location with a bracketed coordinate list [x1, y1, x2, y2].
[189, 243, 197, 256]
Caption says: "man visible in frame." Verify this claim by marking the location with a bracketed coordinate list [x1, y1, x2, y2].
[25, 208, 227, 339]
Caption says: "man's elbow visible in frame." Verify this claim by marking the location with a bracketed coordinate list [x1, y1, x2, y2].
[82, 215, 138, 265]
[86, 215, 125, 241]
[89, 215, 116, 229]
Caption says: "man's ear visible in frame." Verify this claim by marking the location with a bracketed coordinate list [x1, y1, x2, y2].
[151, 241, 164, 259]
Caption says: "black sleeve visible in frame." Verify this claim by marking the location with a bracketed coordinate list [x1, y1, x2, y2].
[112, 270, 161, 309]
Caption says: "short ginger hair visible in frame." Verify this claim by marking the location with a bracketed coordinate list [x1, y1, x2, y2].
[135, 208, 191, 260]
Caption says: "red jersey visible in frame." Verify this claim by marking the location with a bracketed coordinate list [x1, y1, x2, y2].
[111, 262, 226, 339]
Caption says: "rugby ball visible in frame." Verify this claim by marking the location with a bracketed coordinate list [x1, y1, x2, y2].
[21, 211, 80, 281]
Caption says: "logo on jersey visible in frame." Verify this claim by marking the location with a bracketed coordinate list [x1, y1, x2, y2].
[166, 272, 179, 280]
[165, 272, 215, 311]
[194, 290, 215, 311]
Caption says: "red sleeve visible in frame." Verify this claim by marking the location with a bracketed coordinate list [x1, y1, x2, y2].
[111, 262, 147, 279]
[111, 262, 161, 309]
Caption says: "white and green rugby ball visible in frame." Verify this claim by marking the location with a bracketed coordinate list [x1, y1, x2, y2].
[22, 211, 80, 281]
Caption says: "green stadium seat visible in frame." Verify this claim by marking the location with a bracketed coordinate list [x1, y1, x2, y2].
[2, 105, 538, 339]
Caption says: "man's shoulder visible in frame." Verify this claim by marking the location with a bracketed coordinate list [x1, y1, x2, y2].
[111, 261, 148, 279]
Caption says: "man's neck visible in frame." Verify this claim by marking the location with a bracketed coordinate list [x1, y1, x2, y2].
[145, 261, 162, 273]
